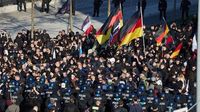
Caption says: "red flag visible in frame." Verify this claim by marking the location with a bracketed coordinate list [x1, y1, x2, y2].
[82, 16, 94, 36]
[165, 35, 174, 46]
[155, 23, 169, 46]
[170, 43, 183, 59]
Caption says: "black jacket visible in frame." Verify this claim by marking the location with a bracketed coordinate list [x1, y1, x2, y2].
[64, 103, 80, 112]
[158, 0, 167, 11]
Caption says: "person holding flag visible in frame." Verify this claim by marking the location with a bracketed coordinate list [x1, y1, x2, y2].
[96, 6, 123, 45]
[154, 19, 170, 46]
[170, 43, 183, 59]
[118, 11, 143, 47]
[81, 16, 94, 36]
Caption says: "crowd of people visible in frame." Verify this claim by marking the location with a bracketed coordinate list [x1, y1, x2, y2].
[0, 14, 197, 112]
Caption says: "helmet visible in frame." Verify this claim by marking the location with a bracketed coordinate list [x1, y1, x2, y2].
[148, 89, 153, 95]
[137, 89, 143, 96]
[85, 80, 92, 86]
[117, 88, 122, 93]
[139, 85, 145, 92]
[107, 85, 113, 91]
[153, 97, 159, 104]
[188, 102, 193, 108]
[175, 95, 181, 102]
[64, 88, 72, 96]
[140, 96, 147, 102]
[63, 78, 69, 84]
[125, 85, 130, 91]
[187, 95, 192, 101]
[39, 76, 45, 84]
[48, 82, 54, 89]
[80, 85, 87, 93]
[119, 83, 125, 89]
[78, 79, 84, 86]
[97, 85, 102, 89]
[95, 89, 101, 95]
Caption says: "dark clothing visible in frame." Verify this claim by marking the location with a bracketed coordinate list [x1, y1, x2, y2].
[41, 0, 51, 13]
[112, 0, 125, 10]
[137, 0, 146, 16]
[17, 0, 26, 11]
[181, 0, 191, 20]
[158, 0, 167, 20]
[114, 107, 128, 112]
[63, 103, 79, 112]
[0, 98, 6, 112]
[128, 103, 143, 112]
[93, 0, 103, 17]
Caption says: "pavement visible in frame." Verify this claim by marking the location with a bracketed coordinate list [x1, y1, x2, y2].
[0, 0, 198, 39]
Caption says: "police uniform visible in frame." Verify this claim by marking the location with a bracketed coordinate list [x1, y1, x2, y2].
[139, 96, 147, 112]
[146, 90, 154, 111]
[8, 79, 23, 105]
[137, 0, 146, 16]
[17, 0, 26, 12]
[159, 95, 167, 111]
[180, 0, 191, 20]
[111, 93, 121, 111]
[158, 0, 167, 20]
[77, 86, 91, 111]
[93, 0, 103, 17]
[92, 93, 105, 112]
[112, 0, 125, 11]
[41, 0, 51, 13]
[175, 95, 182, 109]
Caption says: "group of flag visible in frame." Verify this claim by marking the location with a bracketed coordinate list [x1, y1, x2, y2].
[95, 7, 143, 47]
[80, 7, 197, 59]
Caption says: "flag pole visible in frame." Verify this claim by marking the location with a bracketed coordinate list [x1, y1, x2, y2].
[69, 0, 73, 31]
[108, 0, 111, 17]
[31, 0, 35, 39]
[140, 2, 146, 55]
[196, 0, 200, 111]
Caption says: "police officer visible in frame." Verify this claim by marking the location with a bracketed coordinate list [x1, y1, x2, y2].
[149, 97, 159, 112]
[180, 0, 191, 21]
[92, 93, 105, 112]
[146, 89, 154, 111]
[8, 76, 23, 106]
[93, 0, 103, 17]
[114, 100, 128, 112]
[175, 95, 182, 109]
[105, 85, 113, 112]
[159, 93, 167, 112]
[17, 0, 26, 12]
[62, 88, 79, 112]
[128, 96, 143, 112]
[24, 74, 36, 106]
[139, 96, 147, 112]
[41, 0, 51, 13]
[158, 0, 167, 20]
[112, 93, 121, 111]
[72, 0, 76, 15]
[77, 85, 92, 111]
[137, 0, 146, 16]
[112, 0, 125, 10]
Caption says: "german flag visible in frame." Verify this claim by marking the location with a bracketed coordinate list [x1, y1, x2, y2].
[155, 23, 169, 46]
[170, 43, 183, 59]
[119, 11, 143, 47]
[96, 7, 123, 45]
